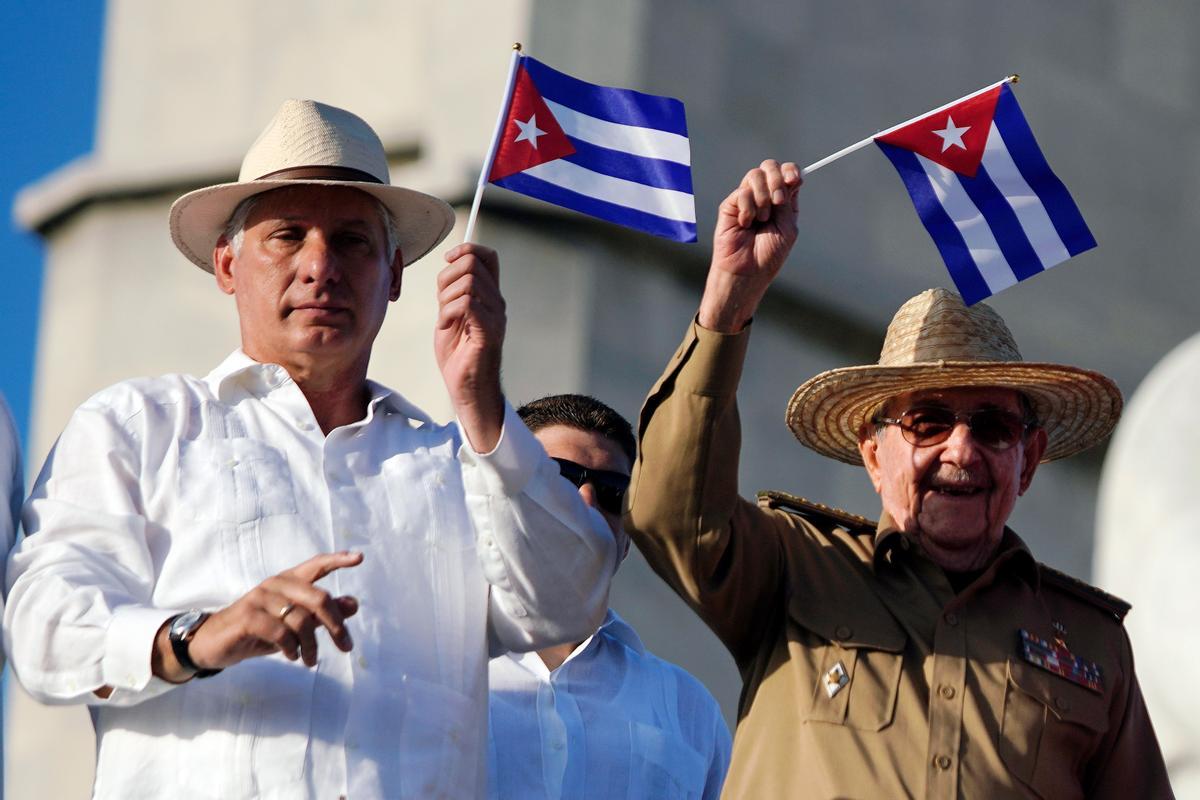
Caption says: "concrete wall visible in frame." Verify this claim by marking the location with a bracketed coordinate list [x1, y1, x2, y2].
[12, 0, 1200, 796]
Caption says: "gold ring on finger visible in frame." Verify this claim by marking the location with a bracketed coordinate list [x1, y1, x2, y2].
[277, 602, 296, 620]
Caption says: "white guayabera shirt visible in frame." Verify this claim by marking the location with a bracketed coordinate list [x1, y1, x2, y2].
[4, 351, 616, 800]
[487, 610, 731, 800]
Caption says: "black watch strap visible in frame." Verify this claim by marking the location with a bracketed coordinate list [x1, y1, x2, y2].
[168, 611, 222, 679]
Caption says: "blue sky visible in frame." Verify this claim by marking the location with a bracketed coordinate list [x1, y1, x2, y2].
[0, 4, 105, 448]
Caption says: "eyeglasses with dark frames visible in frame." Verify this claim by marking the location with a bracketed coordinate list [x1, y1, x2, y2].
[551, 457, 631, 516]
[874, 406, 1032, 451]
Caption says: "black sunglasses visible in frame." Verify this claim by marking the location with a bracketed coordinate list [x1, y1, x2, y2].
[551, 457, 630, 516]
[874, 406, 1032, 451]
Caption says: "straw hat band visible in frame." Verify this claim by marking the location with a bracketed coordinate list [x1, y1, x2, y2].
[255, 165, 383, 184]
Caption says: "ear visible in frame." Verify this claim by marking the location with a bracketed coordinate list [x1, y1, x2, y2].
[858, 431, 885, 494]
[1016, 427, 1047, 495]
[388, 248, 405, 302]
[213, 237, 237, 296]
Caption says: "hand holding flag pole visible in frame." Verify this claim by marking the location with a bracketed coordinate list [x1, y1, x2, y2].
[800, 75, 1020, 176]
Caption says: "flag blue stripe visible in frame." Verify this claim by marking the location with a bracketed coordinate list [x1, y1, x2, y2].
[992, 84, 1097, 256]
[562, 137, 694, 193]
[523, 55, 688, 136]
[958, 162, 1045, 280]
[876, 142, 992, 304]
[493, 172, 698, 242]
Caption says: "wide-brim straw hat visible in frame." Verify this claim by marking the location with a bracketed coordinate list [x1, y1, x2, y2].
[170, 99, 455, 272]
[786, 288, 1122, 465]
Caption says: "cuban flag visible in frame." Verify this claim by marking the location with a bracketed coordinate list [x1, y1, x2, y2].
[875, 83, 1095, 304]
[486, 55, 696, 242]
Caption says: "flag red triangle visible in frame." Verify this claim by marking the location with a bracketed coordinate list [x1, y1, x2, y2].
[875, 86, 1001, 177]
[488, 64, 576, 182]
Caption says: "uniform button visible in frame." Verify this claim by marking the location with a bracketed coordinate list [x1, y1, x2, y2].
[934, 754, 952, 770]
[939, 685, 956, 700]
[835, 625, 853, 640]
[943, 612, 958, 626]
[358, 655, 369, 669]
[1055, 696, 1071, 711]
[552, 740, 565, 751]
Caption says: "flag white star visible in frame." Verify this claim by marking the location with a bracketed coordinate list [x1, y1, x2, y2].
[513, 114, 547, 149]
[932, 115, 970, 152]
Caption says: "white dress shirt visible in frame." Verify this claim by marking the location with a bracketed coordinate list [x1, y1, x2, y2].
[487, 610, 731, 800]
[1096, 331, 1200, 800]
[5, 351, 615, 800]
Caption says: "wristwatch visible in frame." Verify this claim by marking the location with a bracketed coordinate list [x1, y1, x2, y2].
[167, 609, 222, 679]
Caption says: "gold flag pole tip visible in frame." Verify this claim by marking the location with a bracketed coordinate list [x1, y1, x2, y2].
[513, 42, 523, 51]
[1009, 74, 1020, 84]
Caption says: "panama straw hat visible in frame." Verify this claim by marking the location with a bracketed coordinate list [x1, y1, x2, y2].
[786, 288, 1122, 465]
[169, 99, 455, 272]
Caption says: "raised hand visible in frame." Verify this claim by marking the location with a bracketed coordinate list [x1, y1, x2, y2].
[154, 551, 363, 682]
[435, 243, 507, 453]
[698, 160, 802, 332]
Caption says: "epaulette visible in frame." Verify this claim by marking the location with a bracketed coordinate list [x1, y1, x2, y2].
[1038, 563, 1131, 623]
[757, 490, 877, 533]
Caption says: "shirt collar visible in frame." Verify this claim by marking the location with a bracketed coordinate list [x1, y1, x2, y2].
[506, 609, 645, 678]
[872, 508, 1040, 588]
[205, 350, 433, 425]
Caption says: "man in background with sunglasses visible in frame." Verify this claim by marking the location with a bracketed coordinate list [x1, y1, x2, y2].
[626, 160, 1173, 797]
[487, 394, 731, 799]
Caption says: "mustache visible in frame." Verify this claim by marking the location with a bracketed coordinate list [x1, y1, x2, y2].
[926, 467, 991, 490]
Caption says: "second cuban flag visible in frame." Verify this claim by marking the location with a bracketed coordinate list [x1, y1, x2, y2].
[875, 83, 1095, 305]
[487, 55, 696, 242]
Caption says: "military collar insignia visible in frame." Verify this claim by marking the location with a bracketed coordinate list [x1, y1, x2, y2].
[823, 660, 849, 698]
[1018, 626, 1103, 693]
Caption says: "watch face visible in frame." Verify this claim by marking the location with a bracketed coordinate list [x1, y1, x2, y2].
[171, 609, 204, 638]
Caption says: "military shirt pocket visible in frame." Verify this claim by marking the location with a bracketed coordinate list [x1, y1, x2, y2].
[1000, 656, 1110, 799]
[789, 597, 906, 731]
[178, 438, 297, 524]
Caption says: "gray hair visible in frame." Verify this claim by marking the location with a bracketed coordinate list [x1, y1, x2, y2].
[221, 188, 401, 260]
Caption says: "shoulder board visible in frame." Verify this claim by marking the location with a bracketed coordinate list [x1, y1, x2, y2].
[1038, 563, 1131, 622]
[757, 490, 877, 533]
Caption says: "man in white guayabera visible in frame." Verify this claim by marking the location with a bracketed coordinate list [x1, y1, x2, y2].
[4, 99, 616, 800]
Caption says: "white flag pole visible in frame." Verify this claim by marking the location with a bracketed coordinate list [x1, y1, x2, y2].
[463, 43, 524, 244]
[800, 74, 1019, 177]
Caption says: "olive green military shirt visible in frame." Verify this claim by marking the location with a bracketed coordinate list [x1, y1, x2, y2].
[625, 319, 1173, 799]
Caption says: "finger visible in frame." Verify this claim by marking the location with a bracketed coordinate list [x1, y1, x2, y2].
[782, 161, 802, 188]
[253, 615, 301, 661]
[735, 186, 756, 229]
[292, 615, 320, 667]
[437, 270, 502, 312]
[336, 595, 359, 618]
[288, 551, 363, 584]
[436, 294, 505, 334]
[265, 578, 351, 649]
[759, 159, 787, 205]
[745, 169, 772, 221]
[443, 244, 500, 284]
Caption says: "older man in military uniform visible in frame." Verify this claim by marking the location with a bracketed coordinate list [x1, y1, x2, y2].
[625, 159, 1173, 798]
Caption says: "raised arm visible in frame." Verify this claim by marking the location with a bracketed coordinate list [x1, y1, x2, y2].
[625, 161, 802, 664]
[437, 243, 616, 655]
